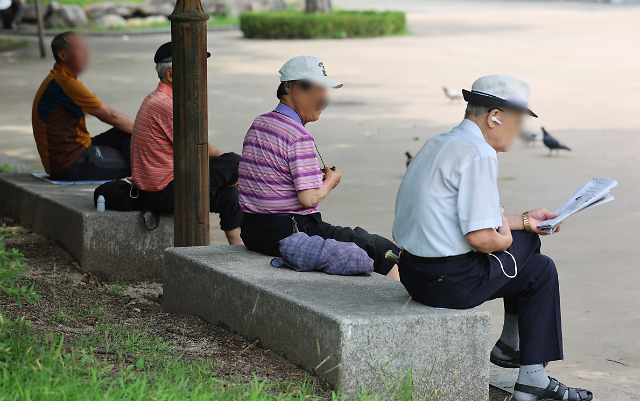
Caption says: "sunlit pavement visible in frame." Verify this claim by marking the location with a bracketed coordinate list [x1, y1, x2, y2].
[1, 1, 639, 398]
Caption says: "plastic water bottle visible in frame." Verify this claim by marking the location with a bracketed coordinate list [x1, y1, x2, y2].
[97, 195, 106, 212]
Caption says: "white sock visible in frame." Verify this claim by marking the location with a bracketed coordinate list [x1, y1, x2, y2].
[514, 364, 567, 401]
[492, 312, 519, 360]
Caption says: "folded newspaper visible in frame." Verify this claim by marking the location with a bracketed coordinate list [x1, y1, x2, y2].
[537, 177, 617, 235]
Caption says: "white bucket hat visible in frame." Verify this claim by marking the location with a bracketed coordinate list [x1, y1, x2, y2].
[279, 56, 343, 89]
[462, 75, 537, 117]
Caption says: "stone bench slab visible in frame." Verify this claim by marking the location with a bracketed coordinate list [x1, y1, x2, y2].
[164, 245, 491, 400]
[0, 173, 173, 280]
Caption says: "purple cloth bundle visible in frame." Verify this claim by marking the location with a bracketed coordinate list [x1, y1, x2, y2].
[270, 232, 374, 276]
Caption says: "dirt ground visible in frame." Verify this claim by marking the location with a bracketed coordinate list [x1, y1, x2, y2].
[0, 216, 319, 396]
[0, 216, 510, 400]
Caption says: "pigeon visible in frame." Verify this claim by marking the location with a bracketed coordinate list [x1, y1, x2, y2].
[443, 87, 463, 102]
[405, 152, 413, 168]
[542, 127, 571, 156]
[520, 130, 538, 147]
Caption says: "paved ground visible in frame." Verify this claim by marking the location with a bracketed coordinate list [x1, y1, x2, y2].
[1, 1, 639, 399]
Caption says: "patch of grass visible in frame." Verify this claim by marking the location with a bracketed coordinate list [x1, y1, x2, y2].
[0, 38, 29, 53]
[0, 324, 330, 400]
[0, 229, 334, 401]
[1, 327, 325, 400]
[0, 164, 18, 173]
[240, 10, 406, 39]
[53, 306, 70, 324]
[105, 279, 126, 298]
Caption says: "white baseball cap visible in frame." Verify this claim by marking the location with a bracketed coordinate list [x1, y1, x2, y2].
[462, 75, 537, 117]
[279, 56, 343, 89]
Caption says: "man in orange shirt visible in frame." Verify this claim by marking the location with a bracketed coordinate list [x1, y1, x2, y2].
[130, 42, 243, 245]
[32, 31, 134, 181]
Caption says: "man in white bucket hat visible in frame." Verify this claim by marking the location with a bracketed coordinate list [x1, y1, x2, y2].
[238, 56, 401, 279]
[393, 75, 594, 401]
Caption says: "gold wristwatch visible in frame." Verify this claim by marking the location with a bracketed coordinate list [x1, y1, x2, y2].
[523, 211, 531, 233]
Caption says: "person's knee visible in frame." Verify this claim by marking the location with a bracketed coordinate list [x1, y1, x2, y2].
[537, 254, 558, 283]
[226, 152, 241, 163]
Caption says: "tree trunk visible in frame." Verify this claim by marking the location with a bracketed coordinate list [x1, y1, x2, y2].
[306, 0, 331, 13]
[34, 0, 46, 58]
[170, 0, 211, 247]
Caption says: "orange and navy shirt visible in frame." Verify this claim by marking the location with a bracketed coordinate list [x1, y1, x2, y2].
[32, 63, 103, 175]
[130, 82, 174, 192]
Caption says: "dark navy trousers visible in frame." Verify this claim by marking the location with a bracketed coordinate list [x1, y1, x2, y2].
[399, 231, 563, 365]
[50, 128, 131, 181]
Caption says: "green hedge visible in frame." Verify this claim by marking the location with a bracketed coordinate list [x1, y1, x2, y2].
[240, 10, 406, 39]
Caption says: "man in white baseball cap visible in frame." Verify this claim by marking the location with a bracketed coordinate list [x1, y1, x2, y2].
[393, 75, 595, 401]
[237, 56, 401, 280]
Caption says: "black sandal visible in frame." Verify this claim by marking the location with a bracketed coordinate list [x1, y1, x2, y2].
[490, 340, 549, 369]
[491, 339, 521, 368]
[514, 377, 593, 401]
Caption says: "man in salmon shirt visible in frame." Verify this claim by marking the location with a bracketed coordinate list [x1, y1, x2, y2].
[129, 42, 243, 245]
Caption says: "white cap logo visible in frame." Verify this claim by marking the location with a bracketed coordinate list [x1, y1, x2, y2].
[279, 56, 343, 89]
[318, 62, 327, 77]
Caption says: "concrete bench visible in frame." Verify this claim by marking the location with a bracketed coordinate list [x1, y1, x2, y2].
[0, 173, 173, 280]
[164, 245, 491, 400]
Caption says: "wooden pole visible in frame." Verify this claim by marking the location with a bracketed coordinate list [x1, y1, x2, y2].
[33, 0, 45, 58]
[169, 0, 210, 247]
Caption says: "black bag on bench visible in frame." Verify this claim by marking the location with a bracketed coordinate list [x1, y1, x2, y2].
[93, 179, 161, 231]
[93, 179, 144, 211]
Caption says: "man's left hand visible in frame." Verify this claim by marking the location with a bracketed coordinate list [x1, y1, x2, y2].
[528, 208, 562, 235]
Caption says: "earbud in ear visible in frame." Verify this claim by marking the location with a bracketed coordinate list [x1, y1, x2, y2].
[491, 116, 503, 125]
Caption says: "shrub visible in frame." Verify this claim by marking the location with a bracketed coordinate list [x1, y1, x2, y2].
[240, 10, 406, 39]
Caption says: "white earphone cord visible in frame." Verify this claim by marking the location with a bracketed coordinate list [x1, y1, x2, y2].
[488, 251, 518, 279]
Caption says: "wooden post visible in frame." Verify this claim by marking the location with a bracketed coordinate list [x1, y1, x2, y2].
[306, 0, 331, 13]
[168, 0, 210, 247]
[34, 0, 46, 58]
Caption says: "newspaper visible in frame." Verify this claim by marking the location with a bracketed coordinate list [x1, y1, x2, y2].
[537, 177, 617, 234]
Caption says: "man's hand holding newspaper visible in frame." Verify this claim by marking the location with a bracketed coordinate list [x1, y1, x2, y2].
[527, 208, 562, 235]
[536, 177, 617, 235]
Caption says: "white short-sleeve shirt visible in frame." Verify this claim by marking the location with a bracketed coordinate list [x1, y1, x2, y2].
[392, 119, 502, 257]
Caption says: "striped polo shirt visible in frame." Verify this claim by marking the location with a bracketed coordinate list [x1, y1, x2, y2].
[130, 82, 174, 192]
[238, 103, 323, 215]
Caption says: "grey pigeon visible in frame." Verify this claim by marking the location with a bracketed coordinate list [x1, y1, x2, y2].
[443, 87, 462, 102]
[542, 127, 571, 156]
[405, 151, 413, 168]
[520, 130, 537, 147]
